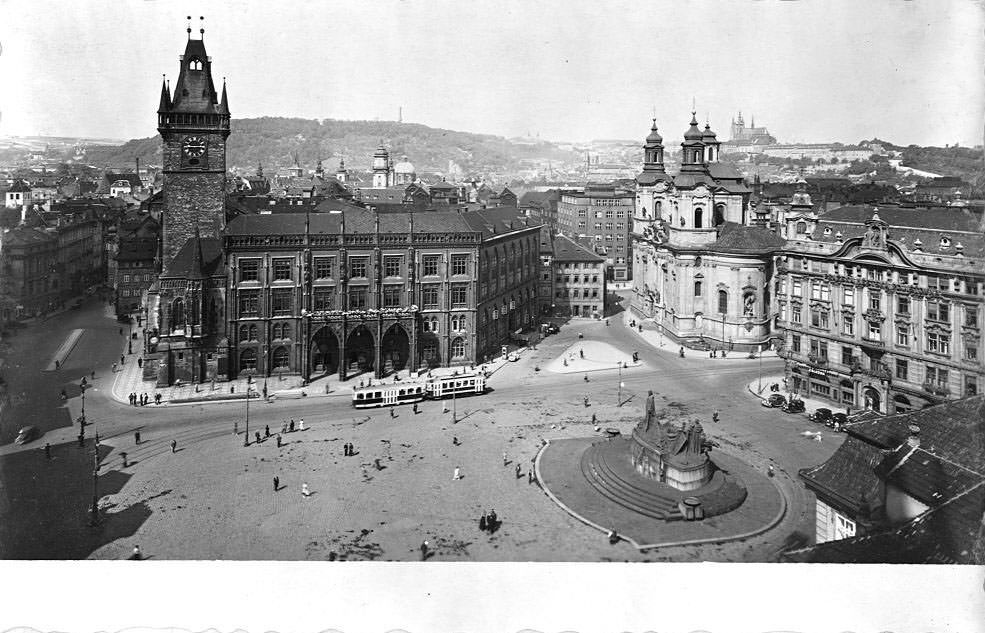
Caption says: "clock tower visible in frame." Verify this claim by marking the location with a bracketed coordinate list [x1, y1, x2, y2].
[157, 22, 230, 272]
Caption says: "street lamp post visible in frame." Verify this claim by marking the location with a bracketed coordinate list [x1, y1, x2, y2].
[244, 374, 252, 447]
[758, 343, 764, 393]
[617, 362, 623, 407]
[452, 380, 457, 423]
[89, 442, 100, 527]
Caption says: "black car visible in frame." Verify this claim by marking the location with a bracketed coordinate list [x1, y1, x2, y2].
[782, 399, 806, 414]
[761, 393, 787, 408]
[810, 407, 833, 424]
[828, 412, 849, 430]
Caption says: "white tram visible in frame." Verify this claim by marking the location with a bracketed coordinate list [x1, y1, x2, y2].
[350, 371, 487, 408]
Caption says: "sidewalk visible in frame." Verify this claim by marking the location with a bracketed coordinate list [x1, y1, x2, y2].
[621, 309, 778, 362]
[109, 334, 521, 407]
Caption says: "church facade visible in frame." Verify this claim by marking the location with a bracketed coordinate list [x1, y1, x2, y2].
[631, 115, 783, 352]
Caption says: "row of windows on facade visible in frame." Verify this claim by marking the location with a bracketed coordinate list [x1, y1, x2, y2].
[790, 335, 979, 396]
[556, 289, 601, 299]
[574, 225, 627, 241]
[236, 284, 473, 315]
[556, 274, 601, 284]
[236, 337, 471, 373]
[121, 273, 153, 283]
[574, 209, 627, 218]
[236, 315, 472, 344]
[789, 320, 978, 362]
[635, 201, 729, 228]
[238, 254, 474, 283]
[780, 279, 981, 326]
[784, 261, 982, 295]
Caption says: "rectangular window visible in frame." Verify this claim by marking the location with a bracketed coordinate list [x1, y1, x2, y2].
[966, 344, 978, 361]
[383, 284, 402, 308]
[314, 257, 334, 279]
[791, 334, 801, 353]
[451, 284, 468, 308]
[423, 255, 440, 277]
[239, 259, 260, 282]
[810, 282, 830, 301]
[966, 304, 980, 327]
[792, 279, 802, 297]
[896, 358, 908, 380]
[271, 288, 293, 315]
[843, 286, 854, 306]
[896, 295, 910, 315]
[842, 346, 854, 366]
[347, 287, 367, 309]
[313, 288, 334, 310]
[422, 285, 439, 309]
[927, 301, 950, 322]
[896, 324, 909, 347]
[869, 292, 881, 311]
[867, 322, 881, 341]
[926, 366, 949, 387]
[577, 209, 586, 217]
[810, 338, 819, 356]
[123, 274, 130, 283]
[273, 258, 293, 281]
[451, 254, 469, 276]
[966, 375, 979, 396]
[843, 318, 854, 336]
[577, 221, 586, 229]
[927, 331, 950, 356]
[349, 257, 368, 279]
[791, 306, 802, 324]
[383, 255, 403, 278]
[238, 290, 259, 317]
[594, 223, 603, 230]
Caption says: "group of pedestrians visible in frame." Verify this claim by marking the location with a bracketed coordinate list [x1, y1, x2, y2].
[343, 442, 357, 456]
[128, 392, 155, 406]
[479, 509, 500, 533]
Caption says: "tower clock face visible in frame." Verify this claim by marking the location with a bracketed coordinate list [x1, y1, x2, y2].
[183, 136, 207, 157]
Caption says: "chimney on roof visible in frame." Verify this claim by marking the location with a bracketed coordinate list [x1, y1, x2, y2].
[907, 424, 920, 448]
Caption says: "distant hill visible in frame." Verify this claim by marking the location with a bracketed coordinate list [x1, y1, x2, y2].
[864, 138, 985, 189]
[85, 117, 581, 175]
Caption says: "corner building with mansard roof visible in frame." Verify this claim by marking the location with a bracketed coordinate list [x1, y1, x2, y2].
[631, 114, 782, 351]
[143, 27, 540, 386]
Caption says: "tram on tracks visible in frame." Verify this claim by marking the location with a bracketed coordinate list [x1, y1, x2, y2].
[351, 371, 487, 409]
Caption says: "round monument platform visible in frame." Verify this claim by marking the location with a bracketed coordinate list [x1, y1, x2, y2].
[536, 436, 786, 550]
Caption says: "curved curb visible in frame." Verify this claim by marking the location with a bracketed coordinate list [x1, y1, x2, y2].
[536, 440, 792, 553]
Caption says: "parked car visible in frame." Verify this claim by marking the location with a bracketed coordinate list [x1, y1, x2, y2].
[810, 407, 833, 424]
[782, 399, 806, 414]
[541, 323, 560, 335]
[507, 352, 520, 362]
[829, 412, 849, 430]
[15, 425, 39, 445]
[761, 393, 787, 408]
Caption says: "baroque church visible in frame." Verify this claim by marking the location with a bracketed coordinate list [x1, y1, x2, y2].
[631, 114, 785, 351]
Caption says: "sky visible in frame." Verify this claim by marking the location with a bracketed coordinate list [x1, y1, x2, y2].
[0, 0, 982, 147]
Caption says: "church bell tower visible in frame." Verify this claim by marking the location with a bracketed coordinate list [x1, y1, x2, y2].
[158, 17, 230, 272]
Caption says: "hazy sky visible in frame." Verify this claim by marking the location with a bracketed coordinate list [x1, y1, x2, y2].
[1, 0, 982, 146]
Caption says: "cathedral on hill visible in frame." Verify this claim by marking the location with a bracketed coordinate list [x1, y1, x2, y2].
[142, 25, 540, 387]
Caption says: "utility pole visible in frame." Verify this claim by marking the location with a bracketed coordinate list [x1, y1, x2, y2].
[244, 374, 252, 447]
[617, 363, 623, 407]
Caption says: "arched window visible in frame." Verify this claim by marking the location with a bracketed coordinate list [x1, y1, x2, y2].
[239, 348, 257, 372]
[694, 207, 703, 228]
[656, 200, 662, 217]
[451, 337, 466, 358]
[239, 325, 249, 341]
[248, 324, 258, 340]
[694, 281, 702, 296]
[272, 323, 282, 339]
[714, 204, 726, 226]
[718, 290, 728, 315]
[281, 323, 291, 339]
[188, 58, 203, 71]
[171, 298, 185, 331]
[796, 221, 807, 235]
[273, 346, 290, 369]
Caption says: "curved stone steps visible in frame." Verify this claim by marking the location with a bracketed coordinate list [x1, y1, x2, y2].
[580, 441, 683, 520]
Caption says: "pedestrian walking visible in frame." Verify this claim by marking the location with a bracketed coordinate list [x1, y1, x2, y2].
[453, 466, 461, 480]
[390, 407, 396, 418]
[112, 362, 117, 373]
[155, 393, 161, 404]
[121, 452, 128, 468]
[299, 418, 305, 431]
[679, 347, 685, 358]
[95, 433, 100, 447]
[44, 443, 51, 460]
[712, 410, 720, 423]
[289, 419, 295, 432]
[120, 355, 125, 365]
[488, 509, 497, 531]
[265, 425, 270, 438]
[503, 451, 508, 466]
[273, 476, 280, 491]
[420, 539, 429, 561]
[767, 464, 775, 478]
[137, 357, 143, 369]
[479, 513, 487, 531]
[515, 463, 522, 479]
[276, 434, 282, 448]
[131, 545, 141, 560]
[452, 436, 460, 446]
[255, 431, 261, 445]
[170, 439, 177, 453]
[302, 482, 310, 497]
[55, 360, 60, 370]
[91, 370, 95, 381]
[584, 374, 589, 382]
[234, 421, 239, 435]
[135, 431, 141, 445]
[579, 349, 584, 359]
[528, 470, 534, 485]
[412, 403, 418, 414]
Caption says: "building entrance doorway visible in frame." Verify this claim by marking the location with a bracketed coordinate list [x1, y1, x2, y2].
[381, 324, 410, 375]
[310, 327, 339, 376]
[346, 325, 375, 375]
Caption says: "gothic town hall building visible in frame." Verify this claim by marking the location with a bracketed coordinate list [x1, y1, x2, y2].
[143, 29, 540, 387]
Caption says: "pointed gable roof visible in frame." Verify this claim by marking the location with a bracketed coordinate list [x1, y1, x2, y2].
[169, 37, 220, 113]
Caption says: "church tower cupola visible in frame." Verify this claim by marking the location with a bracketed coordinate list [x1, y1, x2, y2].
[642, 119, 667, 176]
[372, 143, 391, 188]
[701, 120, 720, 163]
[680, 111, 708, 173]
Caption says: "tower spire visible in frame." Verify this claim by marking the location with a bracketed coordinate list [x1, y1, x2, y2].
[199, 16, 205, 40]
[158, 75, 171, 112]
[218, 77, 229, 115]
[186, 15, 192, 39]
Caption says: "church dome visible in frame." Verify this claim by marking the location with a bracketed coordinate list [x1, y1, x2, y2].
[645, 119, 663, 145]
[683, 112, 703, 143]
[701, 123, 718, 141]
[394, 155, 415, 174]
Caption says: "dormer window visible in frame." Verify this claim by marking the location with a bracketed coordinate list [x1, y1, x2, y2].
[823, 227, 832, 236]
[940, 236, 951, 248]
[189, 57, 203, 71]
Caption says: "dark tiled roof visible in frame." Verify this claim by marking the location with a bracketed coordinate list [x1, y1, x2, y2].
[163, 236, 224, 279]
[7, 179, 30, 193]
[0, 226, 56, 246]
[784, 483, 985, 564]
[847, 395, 985, 474]
[461, 206, 539, 238]
[710, 222, 785, 253]
[800, 435, 885, 514]
[875, 446, 982, 506]
[819, 204, 982, 232]
[117, 238, 157, 261]
[104, 172, 142, 189]
[552, 234, 605, 263]
[226, 210, 477, 236]
[707, 163, 744, 180]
